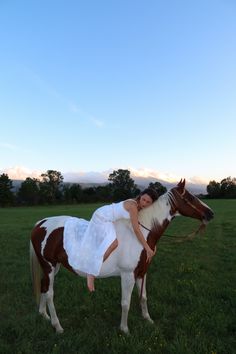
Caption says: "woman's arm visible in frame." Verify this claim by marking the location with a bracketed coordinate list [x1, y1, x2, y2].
[125, 201, 154, 262]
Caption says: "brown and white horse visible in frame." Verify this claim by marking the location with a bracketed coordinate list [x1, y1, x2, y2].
[30, 179, 214, 333]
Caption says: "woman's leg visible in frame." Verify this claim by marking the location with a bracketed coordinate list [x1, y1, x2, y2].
[87, 239, 118, 292]
[87, 274, 95, 292]
[103, 239, 118, 261]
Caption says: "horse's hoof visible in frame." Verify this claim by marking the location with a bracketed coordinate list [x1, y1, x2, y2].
[56, 326, 64, 334]
[53, 322, 64, 334]
[56, 328, 64, 334]
[147, 318, 154, 324]
[40, 312, 50, 321]
[145, 316, 154, 324]
[120, 326, 130, 335]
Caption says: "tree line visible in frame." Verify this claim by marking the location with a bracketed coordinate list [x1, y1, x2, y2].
[1, 169, 235, 207]
[206, 177, 236, 199]
[0, 169, 167, 207]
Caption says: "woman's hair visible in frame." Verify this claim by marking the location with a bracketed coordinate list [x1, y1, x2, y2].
[139, 188, 158, 202]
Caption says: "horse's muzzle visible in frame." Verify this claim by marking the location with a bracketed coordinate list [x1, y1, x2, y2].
[204, 208, 214, 222]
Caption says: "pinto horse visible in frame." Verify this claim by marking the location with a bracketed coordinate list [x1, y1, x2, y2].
[30, 179, 214, 333]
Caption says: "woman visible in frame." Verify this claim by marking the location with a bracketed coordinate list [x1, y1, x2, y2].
[77, 188, 158, 292]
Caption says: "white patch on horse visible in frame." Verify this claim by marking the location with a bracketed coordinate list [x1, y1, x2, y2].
[139, 193, 173, 228]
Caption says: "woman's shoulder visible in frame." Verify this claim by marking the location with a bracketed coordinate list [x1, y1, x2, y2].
[126, 198, 137, 204]
[123, 199, 138, 209]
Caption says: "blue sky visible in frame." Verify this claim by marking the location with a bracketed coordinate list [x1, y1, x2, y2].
[0, 0, 235, 185]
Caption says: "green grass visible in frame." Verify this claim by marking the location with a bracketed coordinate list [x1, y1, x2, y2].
[0, 200, 235, 353]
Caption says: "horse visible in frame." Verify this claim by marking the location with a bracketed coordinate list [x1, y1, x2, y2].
[30, 179, 214, 334]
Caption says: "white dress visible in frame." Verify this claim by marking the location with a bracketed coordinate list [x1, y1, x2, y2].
[67, 201, 131, 276]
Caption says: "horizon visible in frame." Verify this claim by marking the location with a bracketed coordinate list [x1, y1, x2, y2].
[1, 1, 236, 182]
[1, 165, 227, 194]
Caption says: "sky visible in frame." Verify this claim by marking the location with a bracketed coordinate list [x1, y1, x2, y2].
[0, 0, 236, 187]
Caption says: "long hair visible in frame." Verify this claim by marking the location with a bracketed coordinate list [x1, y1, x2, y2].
[138, 188, 158, 202]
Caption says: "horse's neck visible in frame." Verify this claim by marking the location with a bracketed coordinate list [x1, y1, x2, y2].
[138, 193, 171, 229]
[134, 194, 172, 279]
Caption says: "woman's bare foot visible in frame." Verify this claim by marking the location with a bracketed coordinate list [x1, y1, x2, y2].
[87, 274, 95, 292]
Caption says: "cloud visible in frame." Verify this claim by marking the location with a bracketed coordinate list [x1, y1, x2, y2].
[24, 67, 62, 101]
[68, 101, 104, 127]
[1, 165, 208, 195]
[68, 102, 80, 113]
[128, 167, 180, 183]
[25, 67, 104, 127]
[188, 175, 209, 185]
[63, 170, 108, 183]
[1, 166, 42, 180]
[128, 167, 210, 186]
[90, 117, 104, 127]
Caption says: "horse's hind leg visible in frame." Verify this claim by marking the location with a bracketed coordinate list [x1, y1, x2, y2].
[41, 264, 64, 333]
[39, 293, 50, 320]
[47, 266, 64, 333]
[136, 275, 154, 323]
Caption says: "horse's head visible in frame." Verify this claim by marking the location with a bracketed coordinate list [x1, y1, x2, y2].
[168, 179, 214, 224]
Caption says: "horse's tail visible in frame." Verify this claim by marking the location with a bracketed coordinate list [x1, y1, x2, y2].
[30, 241, 42, 305]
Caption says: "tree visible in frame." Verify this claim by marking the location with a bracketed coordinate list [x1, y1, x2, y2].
[39, 170, 64, 204]
[148, 181, 167, 197]
[94, 184, 113, 203]
[63, 183, 83, 203]
[17, 177, 40, 205]
[220, 177, 236, 198]
[207, 180, 221, 198]
[82, 187, 97, 202]
[108, 169, 139, 201]
[0, 173, 14, 207]
[207, 177, 236, 198]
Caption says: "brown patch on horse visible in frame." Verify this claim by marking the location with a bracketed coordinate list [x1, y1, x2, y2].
[31, 223, 76, 293]
[31, 223, 51, 292]
[43, 227, 75, 273]
[134, 219, 170, 279]
[31, 222, 47, 264]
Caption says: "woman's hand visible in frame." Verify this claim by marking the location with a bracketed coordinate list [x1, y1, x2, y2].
[145, 246, 155, 263]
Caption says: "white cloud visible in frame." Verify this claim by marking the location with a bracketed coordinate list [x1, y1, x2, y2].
[68, 102, 80, 113]
[188, 175, 209, 185]
[127, 167, 210, 186]
[1, 166, 42, 180]
[128, 167, 180, 183]
[0, 165, 208, 194]
[63, 170, 108, 183]
[25, 67, 103, 127]
[90, 117, 104, 127]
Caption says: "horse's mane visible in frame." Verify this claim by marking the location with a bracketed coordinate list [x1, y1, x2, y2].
[138, 192, 170, 228]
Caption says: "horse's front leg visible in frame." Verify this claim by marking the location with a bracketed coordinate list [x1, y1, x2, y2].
[120, 272, 135, 334]
[136, 275, 154, 324]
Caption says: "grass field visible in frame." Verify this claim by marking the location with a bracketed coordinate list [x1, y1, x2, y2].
[0, 200, 235, 354]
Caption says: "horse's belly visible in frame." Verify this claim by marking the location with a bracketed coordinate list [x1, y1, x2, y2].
[98, 251, 121, 277]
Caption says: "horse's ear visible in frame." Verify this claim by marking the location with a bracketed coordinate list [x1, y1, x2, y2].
[177, 178, 186, 193]
[177, 178, 183, 187]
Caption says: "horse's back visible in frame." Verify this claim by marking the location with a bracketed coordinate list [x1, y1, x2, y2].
[31, 215, 77, 269]
[31, 216, 71, 256]
[34, 215, 72, 229]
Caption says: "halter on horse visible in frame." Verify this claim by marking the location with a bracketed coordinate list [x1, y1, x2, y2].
[30, 179, 214, 333]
